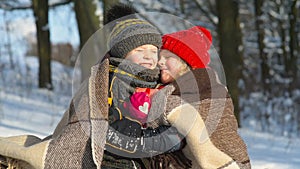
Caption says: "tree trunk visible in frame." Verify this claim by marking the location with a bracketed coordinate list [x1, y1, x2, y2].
[216, 0, 243, 127]
[74, 0, 101, 82]
[32, 0, 52, 90]
[288, 0, 298, 90]
[279, 0, 288, 67]
[254, 0, 270, 92]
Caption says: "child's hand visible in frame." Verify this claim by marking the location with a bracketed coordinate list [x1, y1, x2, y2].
[123, 92, 151, 124]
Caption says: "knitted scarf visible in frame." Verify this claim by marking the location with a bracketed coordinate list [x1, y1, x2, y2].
[109, 57, 159, 87]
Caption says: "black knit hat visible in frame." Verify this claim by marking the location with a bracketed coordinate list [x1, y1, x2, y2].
[106, 5, 162, 58]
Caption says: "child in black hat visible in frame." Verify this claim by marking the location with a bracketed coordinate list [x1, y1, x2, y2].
[102, 4, 191, 169]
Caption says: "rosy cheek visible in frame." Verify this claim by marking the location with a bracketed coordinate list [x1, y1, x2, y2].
[160, 71, 174, 84]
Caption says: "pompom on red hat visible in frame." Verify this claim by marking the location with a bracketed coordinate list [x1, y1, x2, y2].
[161, 26, 212, 69]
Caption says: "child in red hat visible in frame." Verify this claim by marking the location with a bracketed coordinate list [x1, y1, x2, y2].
[146, 26, 251, 169]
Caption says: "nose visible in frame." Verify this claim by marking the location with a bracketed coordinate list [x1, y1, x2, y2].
[143, 54, 150, 59]
[143, 50, 152, 59]
[158, 58, 165, 68]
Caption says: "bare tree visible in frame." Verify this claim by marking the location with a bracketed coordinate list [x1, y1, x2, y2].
[288, 0, 299, 90]
[278, 0, 289, 72]
[216, 0, 243, 126]
[3, 11, 14, 69]
[254, 0, 271, 93]
[32, 0, 52, 89]
[74, 0, 101, 82]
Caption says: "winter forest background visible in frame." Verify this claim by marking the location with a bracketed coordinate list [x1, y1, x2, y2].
[0, 0, 299, 168]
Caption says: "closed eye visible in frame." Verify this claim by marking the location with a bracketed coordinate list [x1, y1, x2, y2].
[162, 55, 171, 59]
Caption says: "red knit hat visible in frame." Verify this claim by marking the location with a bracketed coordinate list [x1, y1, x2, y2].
[161, 26, 212, 69]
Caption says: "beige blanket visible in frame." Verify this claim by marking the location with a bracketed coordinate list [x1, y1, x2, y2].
[0, 59, 109, 169]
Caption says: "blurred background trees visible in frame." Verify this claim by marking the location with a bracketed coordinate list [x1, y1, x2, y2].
[0, 0, 299, 136]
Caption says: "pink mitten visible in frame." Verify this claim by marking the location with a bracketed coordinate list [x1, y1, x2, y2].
[124, 92, 151, 124]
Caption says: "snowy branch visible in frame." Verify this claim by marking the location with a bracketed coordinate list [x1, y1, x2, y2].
[192, 0, 217, 26]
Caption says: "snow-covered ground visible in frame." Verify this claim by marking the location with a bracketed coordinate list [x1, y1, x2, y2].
[0, 56, 299, 169]
[0, 56, 72, 137]
[241, 129, 300, 169]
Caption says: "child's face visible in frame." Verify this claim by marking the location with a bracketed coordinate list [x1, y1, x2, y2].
[158, 49, 189, 84]
[125, 44, 158, 69]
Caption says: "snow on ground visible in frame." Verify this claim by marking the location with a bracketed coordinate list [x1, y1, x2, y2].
[240, 129, 300, 169]
[0, 87, 68, 137]
[0, 57, 299, 169]
[0, 56, 73, 138]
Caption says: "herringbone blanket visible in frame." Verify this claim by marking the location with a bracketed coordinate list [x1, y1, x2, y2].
[0, 59, 109, 169]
